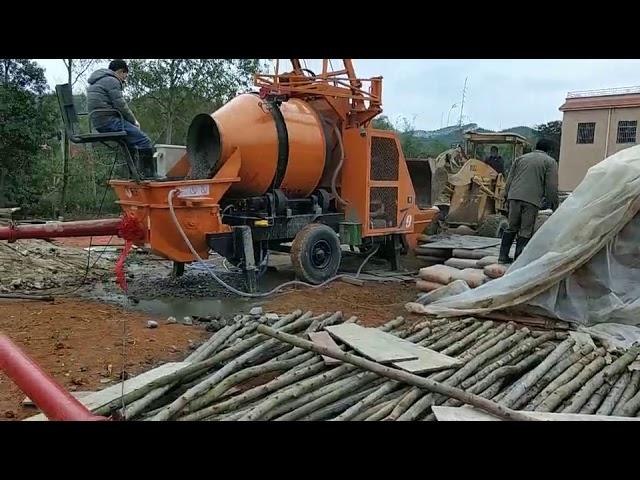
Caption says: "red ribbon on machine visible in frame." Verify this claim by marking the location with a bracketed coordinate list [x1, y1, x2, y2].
[114, 215, 146, 292]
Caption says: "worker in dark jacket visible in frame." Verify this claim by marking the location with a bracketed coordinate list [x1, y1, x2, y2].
[498, 138, 559, 264]
[87, 60, 155, 177]
[484, 146, 504, 174]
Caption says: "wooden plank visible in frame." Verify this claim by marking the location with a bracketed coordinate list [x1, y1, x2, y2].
[23, 362, 189, 421]
[308, 332, 342, 366]
[393, 350, 463, 374]
[325, 324, 419, 363]
[23, 391, 93, 407]
[432, 405, 640, 422]
[324, 323, 459, 373]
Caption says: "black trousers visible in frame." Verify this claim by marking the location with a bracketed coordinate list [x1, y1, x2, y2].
[506, 199, 538, 239]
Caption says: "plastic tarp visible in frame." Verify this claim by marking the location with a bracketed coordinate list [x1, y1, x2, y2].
[413, 145, 640, 346]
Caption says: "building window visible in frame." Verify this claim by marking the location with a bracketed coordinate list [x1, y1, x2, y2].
[576, 122, 596, 144]
[617, 120, 637, 144]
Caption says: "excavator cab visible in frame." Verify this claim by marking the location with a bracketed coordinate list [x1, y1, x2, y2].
[426, 131, 531, 238]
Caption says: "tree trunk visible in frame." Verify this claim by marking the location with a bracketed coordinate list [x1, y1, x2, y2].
[514, 345, 593, 410]
[468, 344, 556, 396]
[499, 337, 576, 408]
[460, 333, 558, 390]
[580, 372, 621, 414]
[59, 59, 72, 216]
[561, 346, 639, 414]
[300, 384, 383, 421]
[257, 325, 540, 421]
[273, 372, 378, 421]
[612, 370, 640, 416]
[386, 387, 423, 421]
[537, 356, 607, 412]
[620, 388, 640, 417]
[331, 381, 401, 421]
[597, 371, 631, 416]
[440, 321, 494, 356]
[165, 111, 173, 144]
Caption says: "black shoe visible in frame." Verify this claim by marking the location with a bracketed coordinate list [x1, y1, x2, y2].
[498, 231, 516, 264]
[514, 236, 530, 260]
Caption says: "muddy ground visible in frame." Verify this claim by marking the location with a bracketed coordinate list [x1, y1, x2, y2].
[0, 298, 207, 420]
[0, 237, 423, 420]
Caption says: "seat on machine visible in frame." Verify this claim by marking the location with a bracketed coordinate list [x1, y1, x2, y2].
[55, 83, 140, 180]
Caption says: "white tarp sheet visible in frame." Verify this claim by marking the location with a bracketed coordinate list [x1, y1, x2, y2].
[414, 145, 640, 346]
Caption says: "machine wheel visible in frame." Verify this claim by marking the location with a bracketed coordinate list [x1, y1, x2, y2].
[290, 223, 341, 284]
[476, 214, 509, 238]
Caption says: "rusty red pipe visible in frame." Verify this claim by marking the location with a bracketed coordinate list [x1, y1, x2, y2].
[0, 334, 107, 421]
[0, 218, 122, 243]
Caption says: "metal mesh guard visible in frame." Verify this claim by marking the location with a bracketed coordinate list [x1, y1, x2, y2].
[369, 187, 398, 229]
[371, 137, 399, 181]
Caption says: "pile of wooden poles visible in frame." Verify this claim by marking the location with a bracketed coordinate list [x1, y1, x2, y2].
[94, 311, 640, 420]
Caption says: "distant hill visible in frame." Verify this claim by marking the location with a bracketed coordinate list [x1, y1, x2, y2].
[414, 123, 478, 139]
[413, 124, 537, 149]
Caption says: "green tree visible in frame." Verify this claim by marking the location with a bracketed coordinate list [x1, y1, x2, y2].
[58, 59, 108, 214]
[126, 59, 263, 144]
[534, 120, 562, 160]
[372, 114, 394, 130]
[0, 60, 57, 209]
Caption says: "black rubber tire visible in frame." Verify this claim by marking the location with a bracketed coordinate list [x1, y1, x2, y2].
[476, 214, 509, 238]
[290, 223, 341, 284]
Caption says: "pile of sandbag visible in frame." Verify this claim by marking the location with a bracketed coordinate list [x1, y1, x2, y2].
[416, 260, 508, 294]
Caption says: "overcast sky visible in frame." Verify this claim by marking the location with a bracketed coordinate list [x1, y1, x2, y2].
[35, 59, 640, 132]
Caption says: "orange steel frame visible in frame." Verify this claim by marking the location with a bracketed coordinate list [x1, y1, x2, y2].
[256, 59, 433, 241]
[255, 59, 383, 129]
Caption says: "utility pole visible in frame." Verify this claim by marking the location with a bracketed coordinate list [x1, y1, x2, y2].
[458, 76, 468, 127]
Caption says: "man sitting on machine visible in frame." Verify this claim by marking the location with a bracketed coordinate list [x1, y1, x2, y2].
[484, 146, 504, 175]
[86, 59, 156, 178]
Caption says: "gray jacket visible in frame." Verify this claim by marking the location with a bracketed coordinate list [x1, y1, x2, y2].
[505, 150, 559, 210]
[86, 68, 136, 129]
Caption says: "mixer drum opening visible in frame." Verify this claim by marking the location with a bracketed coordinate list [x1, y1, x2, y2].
[187, 113, 222, 179]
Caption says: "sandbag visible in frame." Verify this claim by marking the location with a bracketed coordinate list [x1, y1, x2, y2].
[484, 263, 507, 279]
[415, 279, 470, 306]
[445, 258, 478, 269]
[452, 248, 496, 260]
[477, 255, 499, 267]
[418, 264, 460, 284]
[450, 225, 475, 236]
[451, 268, 489, 288]
[416, 280, 447, 292]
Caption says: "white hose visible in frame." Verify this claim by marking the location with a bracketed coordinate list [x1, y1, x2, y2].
[167, 189, 378, 298]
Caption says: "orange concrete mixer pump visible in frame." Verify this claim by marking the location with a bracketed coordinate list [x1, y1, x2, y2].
[29, 59, 436, 293]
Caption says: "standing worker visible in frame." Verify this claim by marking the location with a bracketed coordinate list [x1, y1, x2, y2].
[86, 60, 156, 177]
[498, 138, 559, 264]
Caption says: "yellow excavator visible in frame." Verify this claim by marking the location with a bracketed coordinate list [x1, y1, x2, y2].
[408, 131, 532, 238]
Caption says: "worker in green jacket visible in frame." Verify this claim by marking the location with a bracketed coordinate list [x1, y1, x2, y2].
[498, 138, 559, 264]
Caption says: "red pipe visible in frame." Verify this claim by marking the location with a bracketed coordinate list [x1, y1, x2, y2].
[0, 218, 122, 243]
[0, 334, 108, 421]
